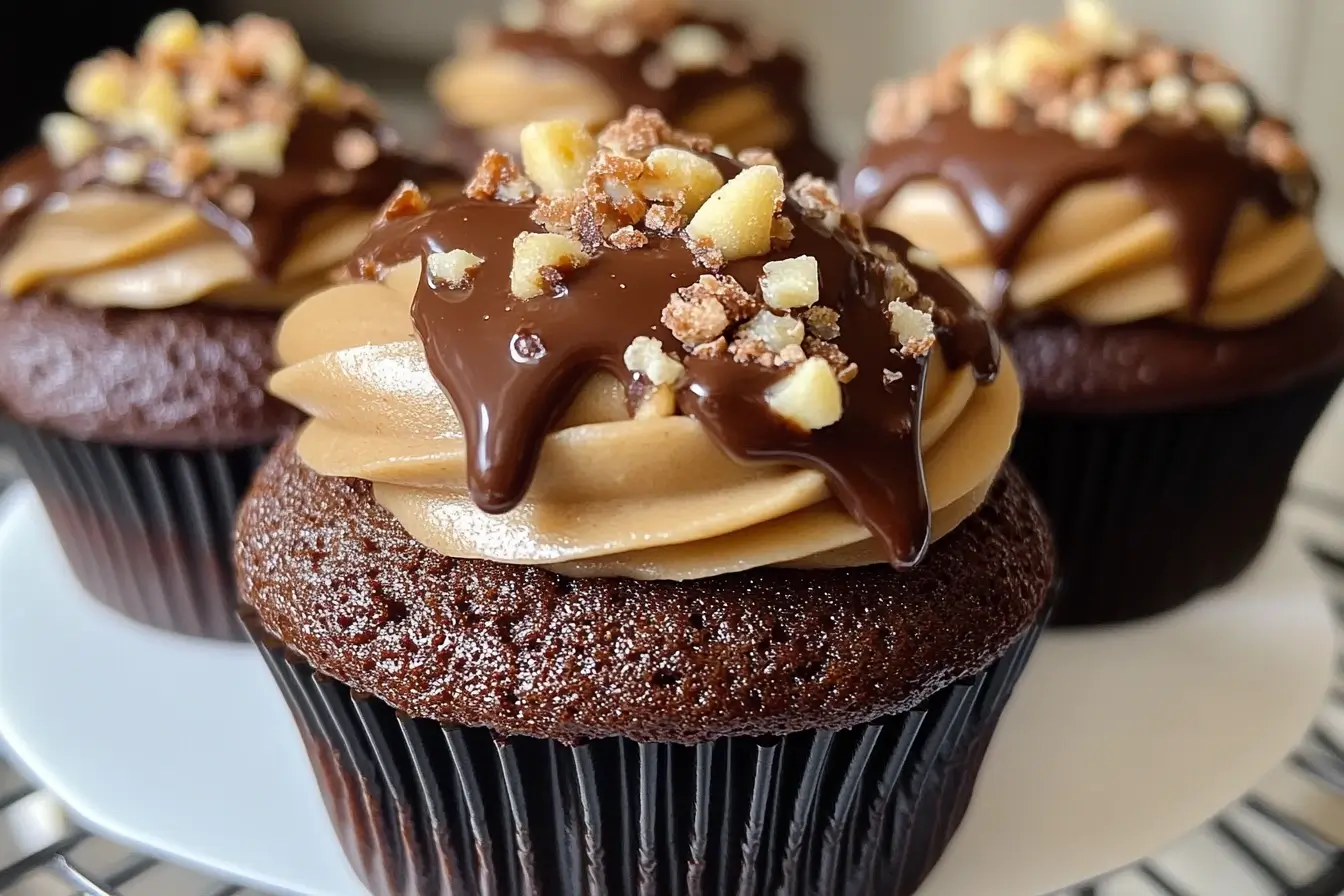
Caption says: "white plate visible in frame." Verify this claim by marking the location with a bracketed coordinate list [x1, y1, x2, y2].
[0, 482, 1338, 896]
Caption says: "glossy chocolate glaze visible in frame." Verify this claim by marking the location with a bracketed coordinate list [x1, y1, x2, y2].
[843, 105, 1311, 315]
[0, 109, 451, 278]
[444, 14, 835, 177]
[236, 435, 1053, 743]
[349, 157, 998, 567]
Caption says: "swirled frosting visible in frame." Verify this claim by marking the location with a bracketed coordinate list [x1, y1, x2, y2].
[271, 111, 1019, 580]
[841, 0, 1326, 329]
[432, 0, 833, 177]
[0, 12, 455, 311]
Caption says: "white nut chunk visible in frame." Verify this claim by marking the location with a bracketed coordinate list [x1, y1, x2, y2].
[760, 256, 820, 309]
[1194, 82, 1250, 134]
[685, 165, 785, 261]
[766, 356, 843, 431]
[888, 300, 936, 355]
[1150, 75, 1193, 117]
[209, 122, 289, 176]
[139, 9, 202, 63]
[511, 232, 591, 299]
[741, 309, 805, 352]
[637, 147, 725, 215]
[623, 336, 685, 386]
[427, 250, 485, 288]
[520, 120, 597, 194]
[40, 114, 100, 168]
[996, 26, 1077, 95]
[1065, 0, 1137, 54]
[66, 59, 130, 121]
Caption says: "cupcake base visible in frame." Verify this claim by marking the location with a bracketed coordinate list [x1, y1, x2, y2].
[1011, 368, 1343, 626]
[248, 608, 1045, 896]
[3, 419, 266, 641]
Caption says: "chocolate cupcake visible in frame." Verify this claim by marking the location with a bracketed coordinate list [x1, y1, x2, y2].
[431, 0, 834, 178]
[841, 0, 1344, 626]
[0, 11, 455, 640]
[237, 109, 1053, 895]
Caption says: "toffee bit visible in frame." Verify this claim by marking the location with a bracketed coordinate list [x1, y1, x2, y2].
[644, 202, 687, 234]
[609, 225, 648, 250]
[373, 180, 429, 227]
[686, 273, 760, 322]
[737, 147, 782, 169]
[804, 337, 852, 377]
[531, 191, 581, 234]
[465, 149, 537, 203]
[685, 234, 725, 271]
[662, 284, 731, 346]
[770, 216, 795, 250]
[691, 336, 728, 359]
[788, 174, 843, 229]
[801, 306, 840, 340]
[596, 106, 713, 158]
[583, 150, 647, 222]
[882, 368, 904, 386]
[837, 363, 859, 384]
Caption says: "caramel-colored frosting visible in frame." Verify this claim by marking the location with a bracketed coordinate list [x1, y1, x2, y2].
[842, 0, 1326, 330]
[272, 257, 1018, 580]
[432, 0, 832, 176]
[0, 11, 455, 311]
[270, 110, 1018, 580]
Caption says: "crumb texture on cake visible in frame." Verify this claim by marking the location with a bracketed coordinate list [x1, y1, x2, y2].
[238, 436, 1053, 743]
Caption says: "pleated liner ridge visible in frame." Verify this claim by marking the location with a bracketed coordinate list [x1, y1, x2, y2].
[3, 418, 267, 641]
[1012, 369, 1344, 627]
[246, 607, 1047, 896]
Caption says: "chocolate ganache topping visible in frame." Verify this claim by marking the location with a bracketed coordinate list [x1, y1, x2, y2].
[432, 0, 833, 177]
[841, 0, 1324, 325]
[0, 11, 456, 310]
[273, 110, 1018, 575]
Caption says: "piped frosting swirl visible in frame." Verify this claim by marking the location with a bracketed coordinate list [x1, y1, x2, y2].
[842, 0, 1327, 329]
[271, 110, 1019, 579]
[432, 0, 833, 177]
[0, 11, 455, 311]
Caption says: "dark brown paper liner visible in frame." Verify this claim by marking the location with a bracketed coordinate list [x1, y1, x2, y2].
[2, 418, 267, 641]
[1012, 370, 1344, 627]
[246, 608, 1046, 896]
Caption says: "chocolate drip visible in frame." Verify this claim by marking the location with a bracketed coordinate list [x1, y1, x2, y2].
[0, 110, 454, 281]
[353, 157, 997, 567]
[843, 108, 1307, 315]
[444, 15, 835, 177]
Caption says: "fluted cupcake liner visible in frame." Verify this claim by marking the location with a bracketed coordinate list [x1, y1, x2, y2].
[246, 608, 1046, 896]
[1012, 369, 1344, 627]
[3, 418, 268, 641]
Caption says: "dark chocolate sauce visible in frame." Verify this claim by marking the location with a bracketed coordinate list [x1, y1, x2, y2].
[351, 157, 997, 567]
[0, 109, 454, 281]
[843, 107, 1310, 315]
[443, 14, 835, 178]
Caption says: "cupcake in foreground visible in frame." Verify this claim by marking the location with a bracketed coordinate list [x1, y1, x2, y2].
[431, 0, 834, 177]
[842, 0, 1344, 626]
[0, 11, 454, 640]
[237, 110, 1053, 894]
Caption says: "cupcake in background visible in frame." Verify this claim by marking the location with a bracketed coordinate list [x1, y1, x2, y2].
[0, 10, 456, 640]
[431, 0, 834, 177]
[239, 110, 1052, 895]
[842, 0, 1344, 626]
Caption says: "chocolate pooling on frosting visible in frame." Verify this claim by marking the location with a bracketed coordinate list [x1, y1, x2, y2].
[842, 3, 1318, 317]
[0, 11, 454, 284]
[350, 111, 997, 567]
[437, 0, 833, 176]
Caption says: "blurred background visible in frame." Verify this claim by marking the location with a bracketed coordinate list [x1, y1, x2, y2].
[6, 0, 1342, 239]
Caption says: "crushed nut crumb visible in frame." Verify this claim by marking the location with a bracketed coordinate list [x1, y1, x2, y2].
[466, 149, 538, 203]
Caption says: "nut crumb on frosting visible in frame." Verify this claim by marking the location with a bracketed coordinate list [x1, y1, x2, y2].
[373, 181, 430, 227]
[864, 0, 1314, 179]
[428, 249, 486, 288]
[466, 149, 537, 203]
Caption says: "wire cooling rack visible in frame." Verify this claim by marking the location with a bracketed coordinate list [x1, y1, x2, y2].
[4, 468, 1344, 896]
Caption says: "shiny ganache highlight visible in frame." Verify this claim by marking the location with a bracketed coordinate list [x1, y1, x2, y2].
[843, 4, 1318, 317]
[349, 130, 997, 568]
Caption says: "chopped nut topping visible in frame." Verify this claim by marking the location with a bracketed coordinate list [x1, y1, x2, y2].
[740, 309, 805, 353]
[1248, 120, 1310, 174]
[684, 164, 784, 261]
[801, 306, 840, 340]
[140, 10, 203, 66]
[373, 181, 430, 227]
[969, 83, 1016, 129]
[737, 148, 783, 170]
[766, 357, 843, 431]
[584, 150, 649, 222]
[637, 147, 724, 215]
[520, 119, 597, 194]
[888, 301, 937, 357]
[609, 225, 648, 249]
[466, 149, 538, 203]
[596, 106, 712, 158]
[511, 232, 591, 298]
[662, 283, 732, 345]
[40, 114, 100, 168]
[788, 175, 842, 231]
[221, 183, 255, 218]
[209, 121, 288, 175]
[334, 128, 379, 171]
[103, 148, 148, 185]
[1149, 74, 1193, 117]
[692, 336, 728, 359]
[645, 202, 687, 235]
[760, 256, 820, 309]
[662, 24, 730, 70]
[623, 336, 685, 386]
[427, 249, 486, 288]
[66, 56, 132, 121]
[1194, 81, 1249, 134]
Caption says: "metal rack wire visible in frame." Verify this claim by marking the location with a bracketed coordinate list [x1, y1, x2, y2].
[4, 478, 1344, 896]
